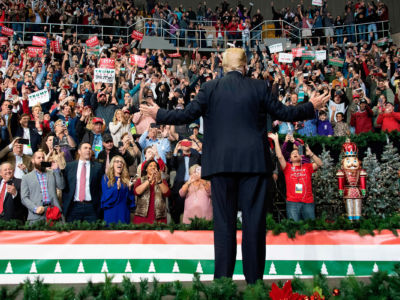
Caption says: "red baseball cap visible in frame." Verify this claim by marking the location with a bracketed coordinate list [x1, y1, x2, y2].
[180, 140, 192, 147]
[92, 117, 104, 124]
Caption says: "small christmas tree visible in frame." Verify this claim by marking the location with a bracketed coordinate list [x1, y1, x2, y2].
[370, 139, 400, 217]
[313, 145, 343, 218]
[362, 148, 382, 217]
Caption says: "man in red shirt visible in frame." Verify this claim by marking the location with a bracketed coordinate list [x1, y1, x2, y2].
[376, 102, 400, 132]
[350, 99, 374, 134]
[269, 133, 323, 221]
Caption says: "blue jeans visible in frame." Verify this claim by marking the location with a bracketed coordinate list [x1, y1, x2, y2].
[345, 24, 356, 42]
[357, 24, 366, 42]
[336, 28, 343, 44]
[368, 23, 378, 42]
[286, 201, 315, 222]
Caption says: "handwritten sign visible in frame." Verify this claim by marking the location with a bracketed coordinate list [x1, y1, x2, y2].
[86, 36, 99, 47]
[94, 68, 115, 83]
[278, 52, 293, 64]
[28, 89, 49, 107]
[32, 36, 47, 47]
[131, 30, 144, 41]
[269, 43, 283, 54]
[99, 58, 115, 69]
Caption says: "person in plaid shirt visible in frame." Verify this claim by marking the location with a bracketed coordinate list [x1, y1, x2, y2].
[21, 150, 64, 223]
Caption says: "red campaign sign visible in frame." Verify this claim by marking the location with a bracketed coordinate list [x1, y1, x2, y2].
[130, 54, 147, 68]
[99, 58, 115, 69]
[1, 26, 14, 37]
[0, 37, 8, 46]
[86, 36, 99, 47]
[291, 47, 305, 58]
[50, 41, 62, 54]
[131, 30, 144, 41]
[168, 53, 181, 58]
[27, 47, 44, 58]
[32, 36, 47, 47]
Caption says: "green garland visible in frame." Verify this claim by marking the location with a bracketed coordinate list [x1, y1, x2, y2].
[2, 265, 400, 299]
[1, 214, 400, 238]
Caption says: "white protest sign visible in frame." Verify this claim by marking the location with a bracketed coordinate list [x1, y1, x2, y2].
[312, 0, 323, 6]
[278, 52, 293, 63]
[315, 50, 327, 61]
[94, 68, 115, 83]
[269, 43, 283, 54]
[28, 89, 49, 107]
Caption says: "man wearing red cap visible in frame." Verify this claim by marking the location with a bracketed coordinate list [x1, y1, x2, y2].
[76, 116, 105, 159]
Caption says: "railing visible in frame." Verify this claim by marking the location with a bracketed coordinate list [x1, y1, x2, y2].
[3, 18, 391, 50]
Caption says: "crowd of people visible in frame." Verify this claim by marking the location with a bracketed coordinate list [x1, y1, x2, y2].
[0, 0, 399, 225]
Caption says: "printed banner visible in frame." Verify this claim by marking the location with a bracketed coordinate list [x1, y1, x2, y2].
[86, 36, 99, 48]
[32, 36, 47, 47]
[50, 41, 62, 54]
[0, 230, 399, 284]
[302, 50, 315, 60]
[0, 37, 8, 46]
[28, 89, 50, 107]
[292, 47, 305, 58]
[99, 58, 115, 69]
[27, 46, 44, 58]
[0, 26, 14, 36]
[168, 53, 181, 58]
[130, 54, 147, 68]
[131, 30, 144, 41]
[329, 57, 345, 67]
[278, 52, 293, 64]
[86, 45, 100, 56]
[312, 0, 323, 6]
[376, 37, 388, 46]
[315, 50, 327, 61]
[94, 68, 115, 83]
[269, 43, 283, 54]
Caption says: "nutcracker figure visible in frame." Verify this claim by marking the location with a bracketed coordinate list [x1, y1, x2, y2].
[336, 140, 367, 220]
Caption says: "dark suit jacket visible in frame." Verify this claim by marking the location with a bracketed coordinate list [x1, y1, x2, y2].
[0, 147, 32, 172]
[157, 71, 315, 178]
[0, 178, 27, 221]
[62, 160, 104, 218]
[172, 149, 201, 188]
[14, 126, 42, 153]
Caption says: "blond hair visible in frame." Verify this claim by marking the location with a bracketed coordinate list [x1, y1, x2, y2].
[112, 109, 127, 125]
[222, 48, 247, 73]
[106, 155, 130, 187]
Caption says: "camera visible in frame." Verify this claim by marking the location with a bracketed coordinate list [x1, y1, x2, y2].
[53, 136, 60, 147]
[298, 144, 304, 156]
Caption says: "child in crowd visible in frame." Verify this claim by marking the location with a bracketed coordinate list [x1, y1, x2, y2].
[317, 111, 333, 136]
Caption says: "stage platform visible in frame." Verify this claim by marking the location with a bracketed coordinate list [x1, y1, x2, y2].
[0, 230, 399, 284]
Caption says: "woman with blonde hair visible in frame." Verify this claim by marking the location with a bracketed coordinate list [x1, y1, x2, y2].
[179, 165, 212, 224]
[109, 109, 132, 145]
[100, 155, 135, 224]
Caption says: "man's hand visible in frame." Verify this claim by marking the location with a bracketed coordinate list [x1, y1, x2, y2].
[18, 163, 27, 171]
[309, 91, 330, 110]
[51, 162, 59, 170]
[6, 183, 17, 197]
[36, 206, 45, 214]
[140, 103, 160, 120]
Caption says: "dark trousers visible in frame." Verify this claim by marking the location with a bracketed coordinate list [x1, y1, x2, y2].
[66, 201, 98, 223]
[211, 173, 269, 284]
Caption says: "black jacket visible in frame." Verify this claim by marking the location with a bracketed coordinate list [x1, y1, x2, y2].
[171, 149, 201, 187]
[0, 178, 27, 221]
[157, 71, 315, 178]
[97, 146, 135, 169]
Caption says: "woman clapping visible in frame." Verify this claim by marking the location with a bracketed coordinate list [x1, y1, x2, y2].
[101, 156, 135, 224]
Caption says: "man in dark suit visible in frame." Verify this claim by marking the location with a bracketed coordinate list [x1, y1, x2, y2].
[170, 139, 201, 223]
[141, 48, 329, 284]
[12, 113, 43, 154]
[62, 142, 103, 222]
[0, 162, 27, 221]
